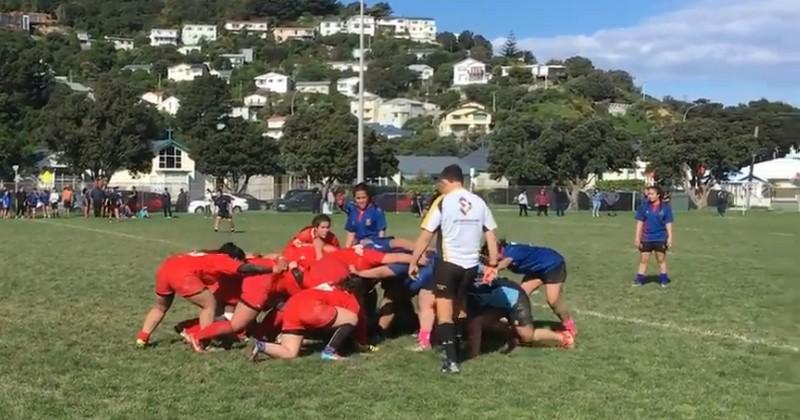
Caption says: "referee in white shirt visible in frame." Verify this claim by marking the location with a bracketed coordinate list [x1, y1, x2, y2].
[408, 164, 499, 374]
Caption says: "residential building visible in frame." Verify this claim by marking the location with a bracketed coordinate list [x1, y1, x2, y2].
[375, 98, 432, 128]
[167, 63, 207, 82]
[407, 64, 434, 81]
[253, 72, 290, 93]
[76, 32, 93, 50]
[149, 28, 179, 46]
[377, 17, 436, 43]
[393, 147, 508, 188]
[122, 64, 153, 73]
[438, 102, 492, 137]
[265, 115, 288, 140]
[606, 102, 632, 116]
[110, 135, 198, 193]
[0, 11, 56, 33]
[230, 106, 257, 122]
[296, 81, 331, 95]
[141, 91, 181, 116]
[244, 91, 270, 107]
[181, 24, 217, 46]
[54, 76, 93, 99]
[453, 58, 491, 86]
[273, 26, 315, 43]
[218, 49, 255, 69]
[209, 68, 232, 84]
[366, 123, 412, 140]
[408, 48, 437, 60]
[177, 45, 202, 55]
[224, 20, 268, 35]
[319, 18, 343, 36]
[499, 64, 566, 79]
[319, 15, 375, 36]
[350, 92, 383, 122]
[352, 47, 371, 60]
[141, 91, 165, 106]
[326, 61, 368, 73]
[336, 76, 360, 97]
[104, 36, 134, 51]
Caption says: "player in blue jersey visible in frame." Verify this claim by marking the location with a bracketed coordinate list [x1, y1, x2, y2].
[482, 240, 575, 336]
[465, 277, 574, 358]
[343, 183, 414, 251]
[634, 185, 674, 287]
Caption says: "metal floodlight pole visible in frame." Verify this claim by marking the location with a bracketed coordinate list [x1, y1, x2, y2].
[356, 0, 365, 183]
[744, 125, 759, 214]
[12, 164, 19, 194]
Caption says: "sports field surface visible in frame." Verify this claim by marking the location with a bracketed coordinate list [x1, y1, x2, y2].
[0, 210, 797, 419]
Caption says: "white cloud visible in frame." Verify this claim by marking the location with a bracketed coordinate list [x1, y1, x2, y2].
[497, 0, 800, 102]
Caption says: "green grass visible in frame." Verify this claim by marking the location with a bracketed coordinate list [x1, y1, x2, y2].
[0, 210, 798, 419]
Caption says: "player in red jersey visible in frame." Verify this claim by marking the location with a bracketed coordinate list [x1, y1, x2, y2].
[249, 282, 366, 361]
[186, 256, 307, 352]
[135, 243, 273, 347]
[295, 246, 417, 290]
[283, 214, 340, 263]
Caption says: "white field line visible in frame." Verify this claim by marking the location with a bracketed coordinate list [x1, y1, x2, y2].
[38, 220, 799, 353]
[535, 304, 798, 353]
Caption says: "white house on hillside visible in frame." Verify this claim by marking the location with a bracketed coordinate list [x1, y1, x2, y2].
[350, 92, 382, 122]
[296, 81, 331, 95]
[224, 20, 268, 36]
[140, 91, 181, 116]
[167, 63, 207, 82]
[319, 15, 375, 36]
[230, 106, 257, 122]
[177, 45, 202, 55]
[438, 102, 492, 137]
[499, 64, 566, 79]
[327, 61, 368, 73]
[336, 76, 360, 96]
[319, 18, 343, 37]
[149, 28, 179, 46]
[408, 64, 434, 81]
[273, 26, 315, 43]
[375, 98, 431, 128]
[377, 17, 436, 43]
[244, 90, 270, 107]
[453, 58, 490, 86]
[219, 49, 254, 68]
[181, 24, 217, 45]
[104, 36, 134, 50]
[253, 72, 290, 93]
[265, 115, 288, 139]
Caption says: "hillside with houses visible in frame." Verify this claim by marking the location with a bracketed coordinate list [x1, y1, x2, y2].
[1, 0, 797, 206]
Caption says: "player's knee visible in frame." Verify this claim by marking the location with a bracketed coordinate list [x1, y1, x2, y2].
[337, 308, 358, 325]
[517, 327, 535, 344]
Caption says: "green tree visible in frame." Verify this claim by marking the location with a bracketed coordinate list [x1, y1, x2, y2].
[643, 118, 752, 209]
[457, 31, 475, 50]
[296, 62, 331, 81]
[192, 118, 282, 192]
[394, 129, 460, 156]
[432, 63, 453, 88]
[367, 1, 392, 17]
[501, 31, 520, 59]
[487, 117, 551, 184]
[507, 65, 533, 85]
[38, 79, 160, 180]
[281, 104, 397, 184]
[567, 70, 617, 101]
[174, 74, 230, 139]
[365, 64, 416, 98]
[564, 56, 594, 78]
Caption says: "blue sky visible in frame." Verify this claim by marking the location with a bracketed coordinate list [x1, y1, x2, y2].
[385, 0, 800, 106]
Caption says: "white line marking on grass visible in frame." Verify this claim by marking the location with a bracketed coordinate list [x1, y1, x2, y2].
[555, 306, 799, 353]
[37, 220, 184, 247]
[767, 232, 795, 237]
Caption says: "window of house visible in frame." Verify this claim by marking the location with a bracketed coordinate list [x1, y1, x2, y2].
[158, 146, 182, 169]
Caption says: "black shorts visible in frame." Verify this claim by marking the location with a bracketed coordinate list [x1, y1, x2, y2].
[467, 295, 534, 327]
[432, 260, 478, 299]
[639, 241, 668, 253]
[217, 210, 231, 219]
[522, 262, 567, 285]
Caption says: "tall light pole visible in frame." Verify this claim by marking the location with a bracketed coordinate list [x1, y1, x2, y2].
[356, 0, 365, 183]
[12, 164, 19, 194]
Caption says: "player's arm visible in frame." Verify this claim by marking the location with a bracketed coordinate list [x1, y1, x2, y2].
[497, 257, 513, 271]
[313, 237, 326, 260]
[381, 252, 415, 265]
[634, 221, 644, 248]
[237, 263, 274, 276]
[344, 231, 356, 248]
[666, 223, 673, 248]
[355, 265, 397, 279]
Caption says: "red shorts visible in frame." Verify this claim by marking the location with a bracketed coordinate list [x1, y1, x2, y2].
[155, 267, 207, 298]
[239, 274, 273, 311]
[280, 289, 359, 333]
[210, 276, 242, 306]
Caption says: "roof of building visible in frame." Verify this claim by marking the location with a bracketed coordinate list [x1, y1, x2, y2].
[122, 64, 153, 71]
[151, 137, 189, 154]
[255, 72, 287, 79]
[366, 123, 412, 139]
[397, 147, 490, 176]
[296, 80, 331, 85]
[733, 157, 800, 181]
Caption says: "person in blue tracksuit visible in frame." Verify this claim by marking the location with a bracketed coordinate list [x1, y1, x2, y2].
[633, 185, 674, 287]
[482, 240, 576, 337]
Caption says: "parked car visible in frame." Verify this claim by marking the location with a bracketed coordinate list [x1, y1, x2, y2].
[237, 193, 271, 211]
[275, 190, 319, 212]
[121, 190, 164, 212]
[188, 194, 249, 214]
[374, 192, 414, 213]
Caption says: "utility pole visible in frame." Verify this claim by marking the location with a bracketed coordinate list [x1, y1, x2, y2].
[744, 126, 759, 214]
[356, 0, 365, 183]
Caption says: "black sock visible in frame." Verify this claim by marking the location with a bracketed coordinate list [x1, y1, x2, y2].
[325, 324, 355, 353]
[438, 323, 457, 362]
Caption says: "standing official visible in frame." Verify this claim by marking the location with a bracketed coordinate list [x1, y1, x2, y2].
[408, 164, 499, 374]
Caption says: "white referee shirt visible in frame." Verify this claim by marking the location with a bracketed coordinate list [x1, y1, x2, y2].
[421, 188, 497, 269]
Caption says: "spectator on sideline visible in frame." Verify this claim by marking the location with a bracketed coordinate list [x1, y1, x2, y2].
[554, 187, 567, 217]
[176, 188, 188, 213]
[1, 187, 10, 218]
[129, 187, 138, 212]
[62, 186, 73, 217]
[311, 188, 322, 214]
[161, 188, 172, 218]
[40, 189, 50, 218]
[516, 189, 529, 217]
[27, 188, 39, 218]
[408, 164, 499, 374]
[81, 188, 91, 218]
[535, 188, 550, 216]
[323, 188, 335, 215]
[16, 188, 26, 218]
[91, 183, 105, 218]
[591, 190, 604, 218]
[716, 190, 728, 216]
[49, 188, 60, 218]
